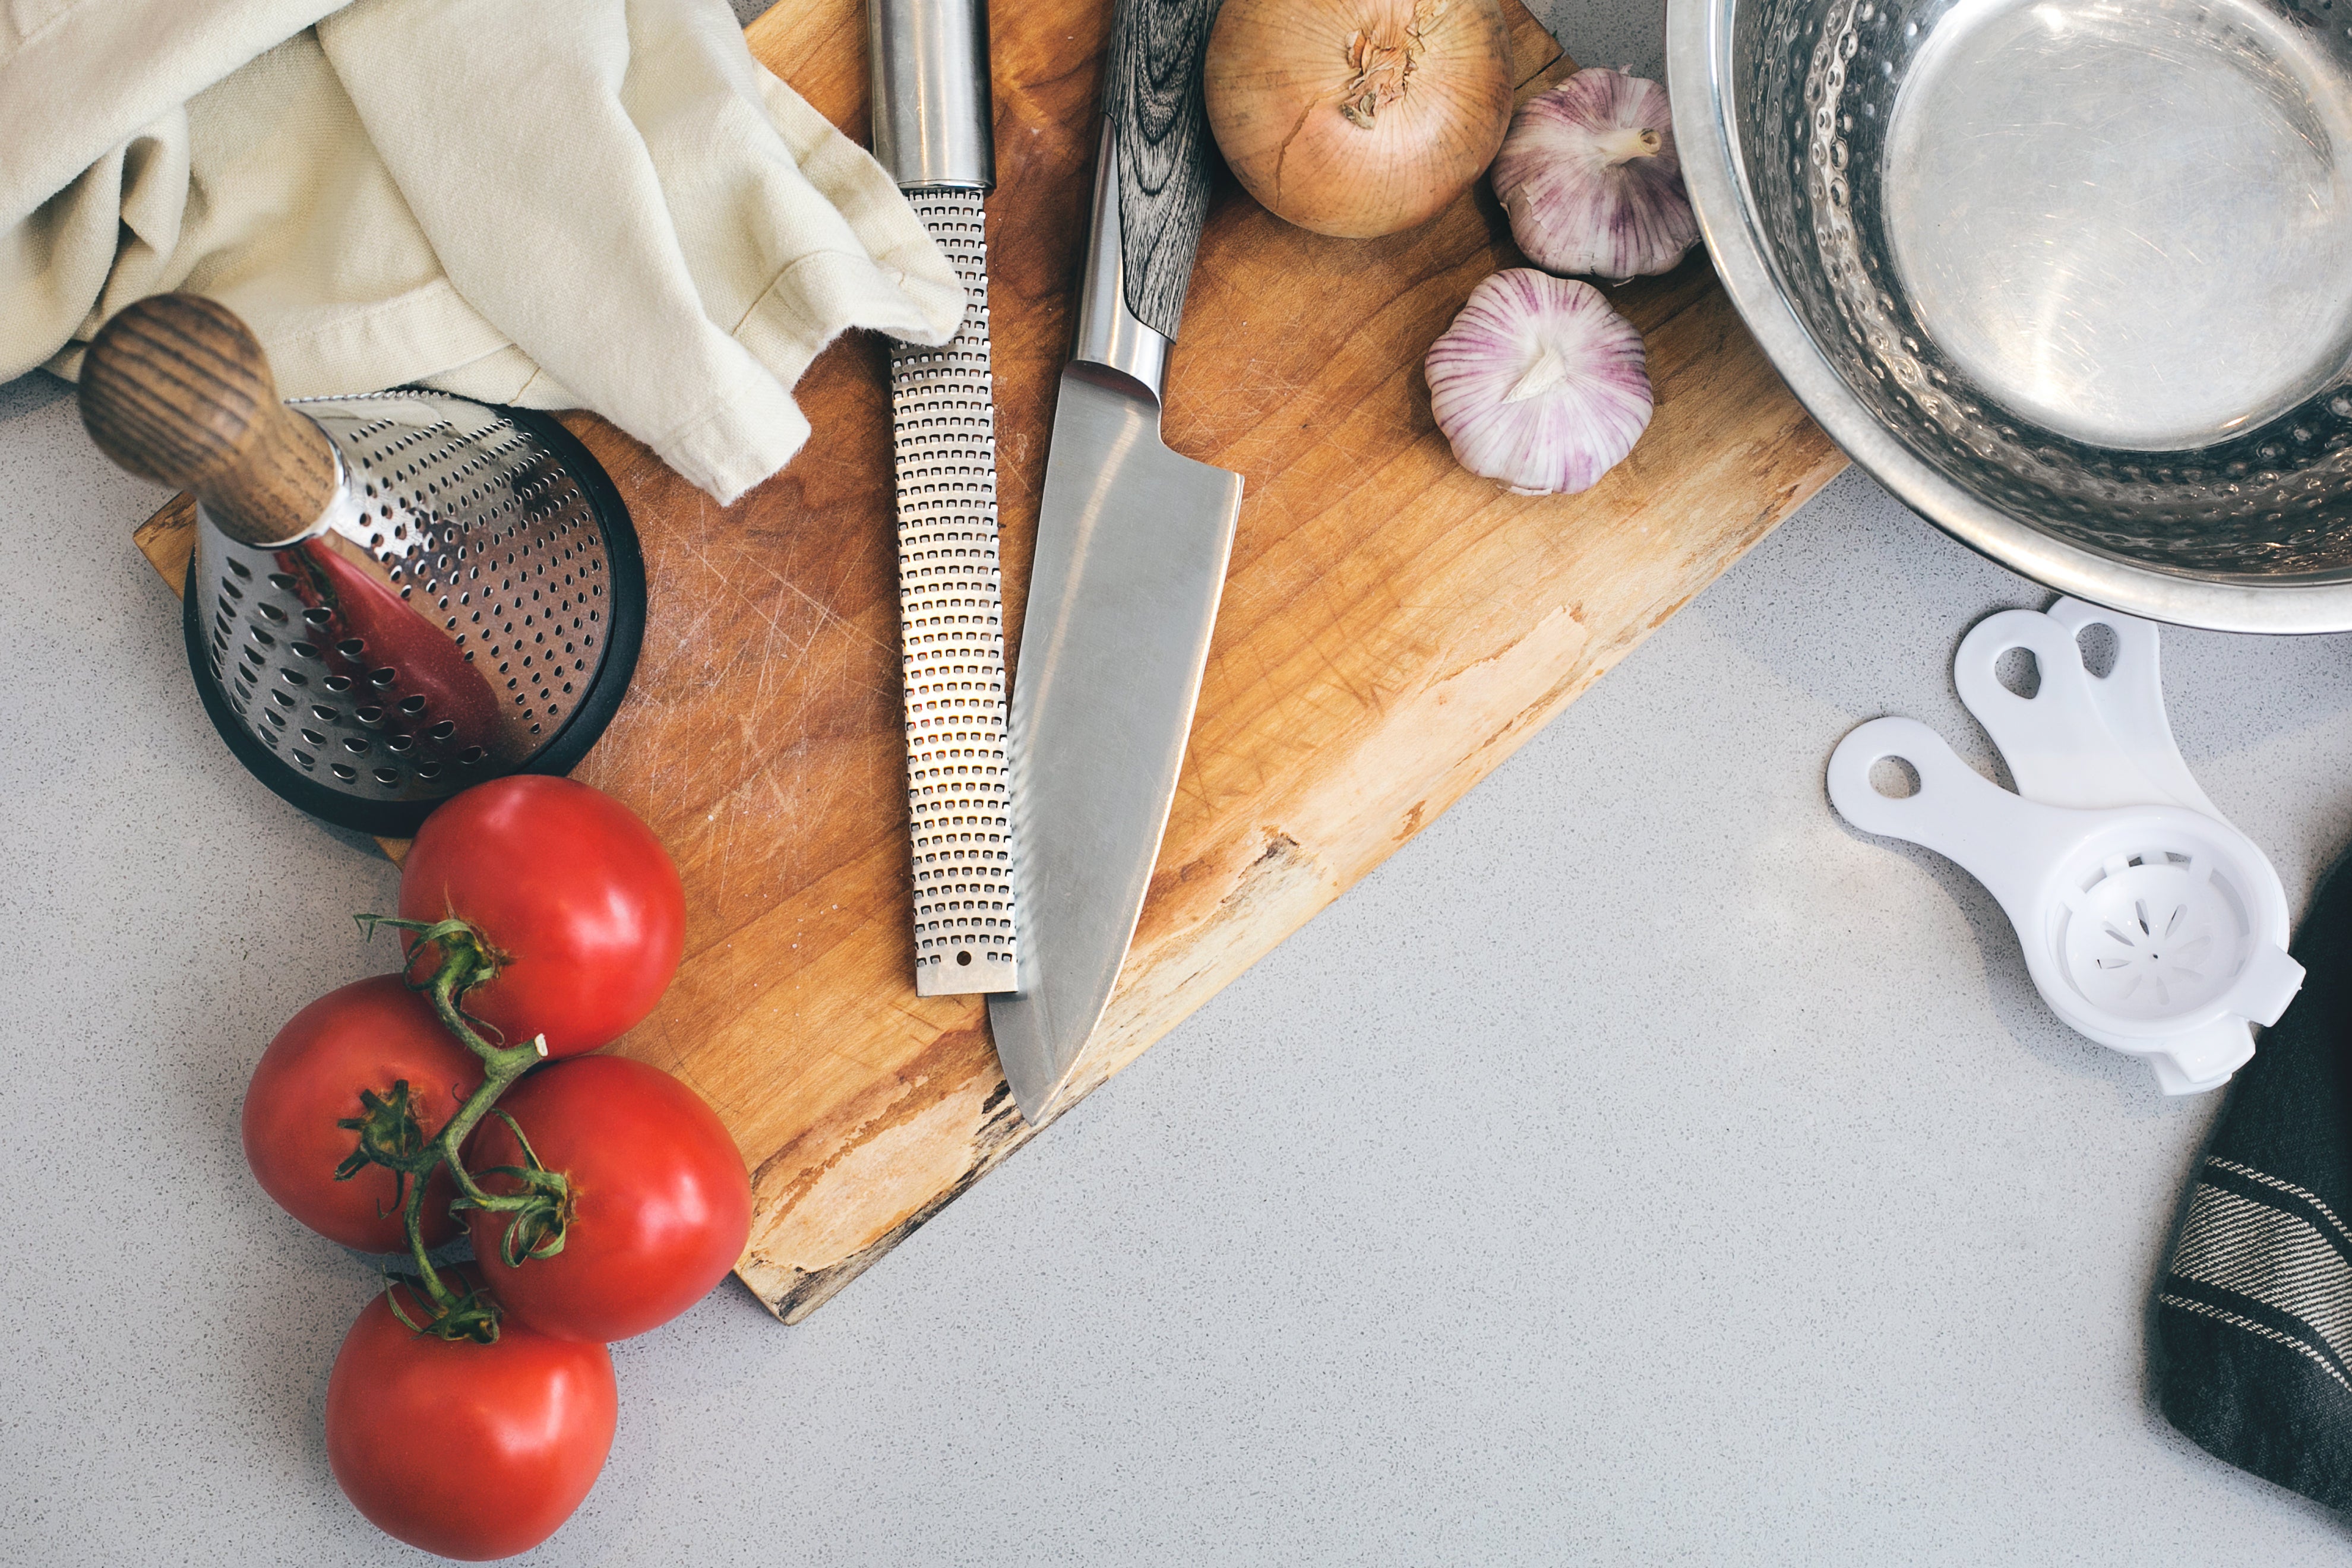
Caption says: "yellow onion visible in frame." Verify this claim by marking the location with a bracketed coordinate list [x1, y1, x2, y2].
[1205, 0, 1515, 240]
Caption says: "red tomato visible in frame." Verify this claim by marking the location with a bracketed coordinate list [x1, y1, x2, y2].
[326, 1275, 617, 1560]
[242, 976, 484, 1252]
[466, 1056, 751, 1342]
[398, 776, 685, 1058]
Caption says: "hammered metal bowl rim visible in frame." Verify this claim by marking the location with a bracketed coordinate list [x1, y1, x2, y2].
[1665, 0, 2352, 635]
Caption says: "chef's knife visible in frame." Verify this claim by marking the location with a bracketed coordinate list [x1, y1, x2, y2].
[989, 0, 1244, 1120]
[870, 0, 1020, 995]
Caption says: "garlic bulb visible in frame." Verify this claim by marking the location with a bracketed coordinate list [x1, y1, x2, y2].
[1490, 68, 1698, 283]
[1425, 268, 1652, 495]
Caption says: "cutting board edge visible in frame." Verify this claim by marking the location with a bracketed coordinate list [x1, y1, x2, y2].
[749, 412, 1850, 1322]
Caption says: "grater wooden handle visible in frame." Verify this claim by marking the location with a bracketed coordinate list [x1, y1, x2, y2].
[78, 293, 340, 549]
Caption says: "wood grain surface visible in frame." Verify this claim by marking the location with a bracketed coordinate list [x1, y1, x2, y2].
[1107, 0, 1221, 339]
[135, 0, 1845, 1322]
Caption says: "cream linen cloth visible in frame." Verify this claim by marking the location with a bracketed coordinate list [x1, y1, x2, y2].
[0, 0, 964, 502]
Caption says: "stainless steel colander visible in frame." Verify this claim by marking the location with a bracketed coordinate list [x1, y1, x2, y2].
[1671, 0, 2352, 631]
[82, 295, 643, 833]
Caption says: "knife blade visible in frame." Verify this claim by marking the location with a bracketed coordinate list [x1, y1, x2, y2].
[990, 0, 1244, 1121]
[870, 0, 1020, 995]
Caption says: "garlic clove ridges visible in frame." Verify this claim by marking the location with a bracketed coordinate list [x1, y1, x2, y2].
[1491, 67, 1699, 283]
[1426, 268, 1652, 495]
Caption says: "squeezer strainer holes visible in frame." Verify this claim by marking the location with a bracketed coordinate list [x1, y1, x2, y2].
[1870, 755, 1921, 798]
[2094, 897, 2194, 970]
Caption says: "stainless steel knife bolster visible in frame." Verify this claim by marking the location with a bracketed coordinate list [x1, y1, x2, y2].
[870, 0, 1018, 997]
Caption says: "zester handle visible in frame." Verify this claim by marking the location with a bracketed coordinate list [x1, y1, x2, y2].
[1073, 0, 1220, 394]
[869, 0, 994, 190]
[78, 293, 339, 549]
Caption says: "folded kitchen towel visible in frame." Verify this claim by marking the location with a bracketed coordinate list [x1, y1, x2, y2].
[2156, 840, 2352, 1512]
[0, 0, 963, 504]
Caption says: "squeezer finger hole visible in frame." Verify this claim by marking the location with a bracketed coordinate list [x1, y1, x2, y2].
[2075, 621, 2119, 679]
[1994, 646, 2041, 699]
[1869, 755, 1921, 799]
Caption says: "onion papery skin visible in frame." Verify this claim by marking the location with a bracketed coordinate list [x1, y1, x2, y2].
[1426, 269, 1652, 495]
[1491, 68, 1698, 282]
[1206, 0, 1515, 240]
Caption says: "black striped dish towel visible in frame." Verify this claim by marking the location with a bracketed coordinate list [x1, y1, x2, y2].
[2158, 844, 2352, 1509]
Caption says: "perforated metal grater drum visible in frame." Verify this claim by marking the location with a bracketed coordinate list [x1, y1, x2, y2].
[80, 295, 644, 836]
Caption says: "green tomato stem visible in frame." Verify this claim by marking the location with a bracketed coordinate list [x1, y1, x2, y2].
[418, 953, 547, 1207]
[397, 1149, 460, 1316]
[348, 911, 574, 1339]
[358, 911, 554, 1209]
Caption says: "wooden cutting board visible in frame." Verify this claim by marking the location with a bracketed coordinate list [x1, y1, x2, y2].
[137, 0, 1844, 1321]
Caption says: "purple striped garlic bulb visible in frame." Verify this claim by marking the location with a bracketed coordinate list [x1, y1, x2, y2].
[1425, 268, 1652, 495]
[1490, 68, 1698, 283]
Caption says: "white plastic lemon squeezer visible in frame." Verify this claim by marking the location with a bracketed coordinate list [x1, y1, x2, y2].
[1826, 599, 2302, 1095]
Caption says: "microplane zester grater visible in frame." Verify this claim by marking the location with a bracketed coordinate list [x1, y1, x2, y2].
[871, 0, 1017, 995]
[889, 193, 1016, 994]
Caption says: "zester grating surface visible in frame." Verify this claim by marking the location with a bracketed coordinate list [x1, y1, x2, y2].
[893, 189, 1017, 995]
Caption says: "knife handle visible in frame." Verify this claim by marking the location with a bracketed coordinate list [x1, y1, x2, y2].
[868, 0, 994, 190]
[1073, 0, 1219, 396]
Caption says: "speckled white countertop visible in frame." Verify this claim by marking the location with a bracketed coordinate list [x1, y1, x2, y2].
[8, 4, 2352, 1558]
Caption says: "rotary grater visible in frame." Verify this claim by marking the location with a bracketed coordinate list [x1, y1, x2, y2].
[78, 293, 644, 837]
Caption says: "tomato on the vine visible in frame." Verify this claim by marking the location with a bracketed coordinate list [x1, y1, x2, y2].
[397, 776, 685, 1058]
[325, 1275, 617, 1561]
[466, 1055, 751, 1342]
[242, 975, 484, 1252]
